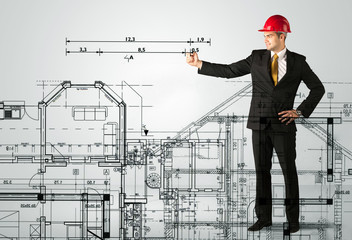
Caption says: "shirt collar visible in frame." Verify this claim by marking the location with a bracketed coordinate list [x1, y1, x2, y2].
[271, 47, 287, 60]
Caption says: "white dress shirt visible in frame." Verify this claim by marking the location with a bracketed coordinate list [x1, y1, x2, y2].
[271, 47, 287, 82]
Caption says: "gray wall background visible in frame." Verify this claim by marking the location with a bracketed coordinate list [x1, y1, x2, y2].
[0, 0, 352, 238]
[1, 0, 351, 138]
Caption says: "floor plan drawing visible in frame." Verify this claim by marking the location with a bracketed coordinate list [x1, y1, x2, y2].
[1, 1, 352, 239]
[0, 80, 351, 239]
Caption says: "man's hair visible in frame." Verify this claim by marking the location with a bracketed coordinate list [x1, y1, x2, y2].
[276, 31, 287, 40]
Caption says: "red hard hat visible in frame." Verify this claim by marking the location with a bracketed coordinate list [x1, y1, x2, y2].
[258, 15, 291, 33]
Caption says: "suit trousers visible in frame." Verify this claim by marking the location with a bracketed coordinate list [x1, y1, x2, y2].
[252, 127, 299, 223]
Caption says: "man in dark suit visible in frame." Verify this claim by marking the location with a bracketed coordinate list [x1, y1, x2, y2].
[186, 15, 325, 233]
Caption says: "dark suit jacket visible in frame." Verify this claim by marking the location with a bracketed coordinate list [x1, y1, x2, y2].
[198, 49, 325, 132]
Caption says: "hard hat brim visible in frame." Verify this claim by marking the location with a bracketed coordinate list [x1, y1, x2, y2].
[258, 28, 291, 33]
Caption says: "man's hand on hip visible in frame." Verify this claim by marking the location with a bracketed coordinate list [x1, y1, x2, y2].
[278, 109, 300, 125]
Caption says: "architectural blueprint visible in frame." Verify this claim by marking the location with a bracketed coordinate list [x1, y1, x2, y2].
[1, 0, 352, 239]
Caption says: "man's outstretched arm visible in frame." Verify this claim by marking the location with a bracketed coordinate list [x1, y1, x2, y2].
[186, 51, 252, 79]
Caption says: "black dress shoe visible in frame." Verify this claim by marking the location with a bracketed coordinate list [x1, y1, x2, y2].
[248, 220, 272, 231]
[289, 222, 300, 233]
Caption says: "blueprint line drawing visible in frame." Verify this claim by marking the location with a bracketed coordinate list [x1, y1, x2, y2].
[1, 1, 352, 239]
[0, 80, 351, 239]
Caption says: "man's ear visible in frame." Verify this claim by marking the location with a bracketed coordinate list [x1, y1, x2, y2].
[280, 33, 286, 41]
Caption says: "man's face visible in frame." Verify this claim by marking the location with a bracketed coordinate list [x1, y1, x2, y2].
[264, 31, 282, 52]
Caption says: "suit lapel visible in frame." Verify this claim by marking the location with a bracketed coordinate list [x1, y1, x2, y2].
[259, 49, 294, 89]
[262, 50, 273, 84]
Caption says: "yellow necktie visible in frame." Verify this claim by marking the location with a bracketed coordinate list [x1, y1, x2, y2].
[271, 54, 278, 86]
